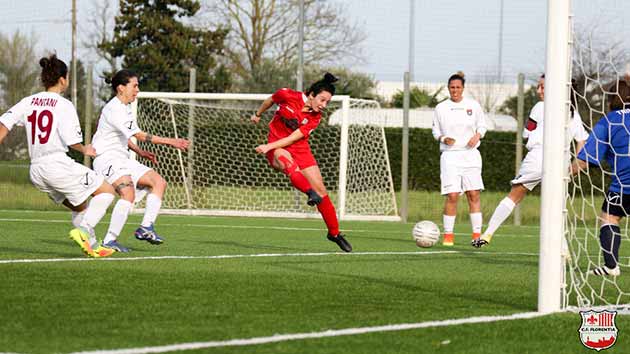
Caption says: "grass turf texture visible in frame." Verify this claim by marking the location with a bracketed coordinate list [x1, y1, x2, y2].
[0, 210, 628, 353]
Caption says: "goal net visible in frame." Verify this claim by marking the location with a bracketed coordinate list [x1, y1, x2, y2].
[132, 92, 399, 221]
[563, 26, 630, 311]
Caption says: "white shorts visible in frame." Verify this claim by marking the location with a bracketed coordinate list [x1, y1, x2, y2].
[93, 156, 152, 203]
[440, 149, 484, 195]
[30, 156, 104, 207]
[511, 148, 543, 191]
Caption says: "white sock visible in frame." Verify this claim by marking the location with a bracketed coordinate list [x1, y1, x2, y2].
[103, 199, 133, 244]
[79, 193, 115, 246]
[71, 210, 86, 228]
[470, 212, 483, 233]
[484, 197, 516, 236]
[443, 215, 456, 234]
[141, 194, 162, 228]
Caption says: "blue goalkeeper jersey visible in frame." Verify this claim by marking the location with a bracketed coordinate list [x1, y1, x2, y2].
[578, 109, 630, 193]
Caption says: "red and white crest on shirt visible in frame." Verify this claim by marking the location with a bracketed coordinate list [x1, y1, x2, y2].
[301, 118, 308, 125]
[579, 310, 618, 351]
[466, 109, 473, 116]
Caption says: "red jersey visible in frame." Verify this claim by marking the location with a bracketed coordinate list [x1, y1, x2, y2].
[268, 88, 321, 150]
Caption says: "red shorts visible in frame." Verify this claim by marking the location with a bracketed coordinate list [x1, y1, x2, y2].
[266, 145, 318, 170]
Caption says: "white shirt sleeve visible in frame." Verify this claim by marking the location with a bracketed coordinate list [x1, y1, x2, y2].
[475, 102, 488, 138]
[109, 105, 142, 139]
[0, 98, 28, 130]
[58, 101, 83, 146]
[432, 107, 443, 141]
[571, 110, 589, 142]
[523, 101, 544, 139]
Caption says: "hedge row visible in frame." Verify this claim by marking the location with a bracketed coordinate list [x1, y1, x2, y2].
[385, 128, 519, 192]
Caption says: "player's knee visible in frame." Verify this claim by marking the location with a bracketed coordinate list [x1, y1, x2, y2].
[115, 182, 135, 202]
[278, 155, 298, 176]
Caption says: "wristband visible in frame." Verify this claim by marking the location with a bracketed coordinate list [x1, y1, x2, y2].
[440, 136, 446, 143]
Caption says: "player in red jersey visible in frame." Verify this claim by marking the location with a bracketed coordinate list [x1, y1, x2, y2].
[251, 73, 352, 252]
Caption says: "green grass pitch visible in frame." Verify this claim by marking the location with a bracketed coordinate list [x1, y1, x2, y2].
[0, 210, 628, 354]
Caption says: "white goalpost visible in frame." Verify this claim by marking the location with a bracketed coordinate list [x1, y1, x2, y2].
[132, 92, 399, 222]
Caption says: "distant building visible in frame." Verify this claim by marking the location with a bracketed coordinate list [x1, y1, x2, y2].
[329, 108, 517, 132]
[375, 81, 520, 114]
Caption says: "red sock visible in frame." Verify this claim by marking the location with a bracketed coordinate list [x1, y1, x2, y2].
[278, 155, 311, 193]
[288, 171, 311, 193]
[317, 195, 339, 236]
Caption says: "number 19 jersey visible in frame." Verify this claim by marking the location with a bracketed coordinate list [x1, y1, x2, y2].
[0, 91, 82, 163]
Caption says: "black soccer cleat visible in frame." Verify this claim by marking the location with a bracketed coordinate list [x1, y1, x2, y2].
[306, 189, 322, 206]
[327, 233, 352, 252]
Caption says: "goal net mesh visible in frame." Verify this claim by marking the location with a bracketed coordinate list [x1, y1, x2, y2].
[564, 27, 630, 310]
[134, 94, 398, 220]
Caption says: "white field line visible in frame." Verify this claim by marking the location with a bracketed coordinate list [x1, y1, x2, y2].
[0, 217, 539, 238]
[69, 311, 550, 354]
[0, 250, 540, 265]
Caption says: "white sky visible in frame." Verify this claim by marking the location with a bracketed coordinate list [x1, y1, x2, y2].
[0, 0, 628, 84]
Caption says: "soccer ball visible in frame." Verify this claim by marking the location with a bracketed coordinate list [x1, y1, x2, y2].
[412, 220, 440, 248]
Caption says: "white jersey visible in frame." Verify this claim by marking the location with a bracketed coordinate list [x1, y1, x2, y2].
[0, 92, 82, 163]
[524, 101, 589, 151]
[432, 97, 487, 152]
[92, 96, 141, 160]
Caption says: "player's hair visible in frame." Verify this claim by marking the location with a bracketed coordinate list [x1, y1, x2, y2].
[570, 78, 578, 118]
[306, 72, 338, 96]
[105, 69, 138, 96]
[607, 78, 630, 111]
[39, 54, 68, 89]
[448, 71, 465, 86]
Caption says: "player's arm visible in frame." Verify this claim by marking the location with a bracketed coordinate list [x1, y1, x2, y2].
[255, 129, 304, 154]
[128, 139, 158, 165]
[571, 118, 609, 175]
[467, 105, 487, 147]
[69, 143, 96, 157]
[133, 131, 189, 151]
[432, 109, 455, 145]
[251, 96, 275, 124]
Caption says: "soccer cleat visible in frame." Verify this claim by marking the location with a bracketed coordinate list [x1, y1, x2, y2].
[471, 234, 493, 248]
[306, 189, 322, 206]
[327, 233, 352, 252]
[91, 245, 116, 258]
[102, 240, 131, 253]
[134, 224, 164, 245]
[472, 232, 481, 240]
[442, 233, 454, 246]
[591, 265, 621, 277]
[69, 228, 94, 256]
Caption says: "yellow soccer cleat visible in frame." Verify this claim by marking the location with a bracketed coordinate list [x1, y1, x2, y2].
[91, 245, 116, 258]
[69, 228, 93, 256]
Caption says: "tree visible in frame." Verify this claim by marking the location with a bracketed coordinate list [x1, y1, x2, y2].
[0, 31, 40, 160]
[571, 24, 630, 126]
[0, 31, 40, 110]
[497, 84, 539, 118]
[205, 0, 366, 88]
[391, 86, 444, 109]
[100, 0, 231, 92]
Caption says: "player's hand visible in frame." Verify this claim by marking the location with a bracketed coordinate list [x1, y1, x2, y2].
[172, 138, 190, 151]
[255, 144, 272, 154]
[443, 137, 456, 146]
[140, 150, 158, 165]
[251, 114, 261, 124]
[466, 133, 480, 147]
[83, 144, 96, 157]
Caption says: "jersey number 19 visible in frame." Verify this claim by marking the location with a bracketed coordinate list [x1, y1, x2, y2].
[27, 110, 54, 145]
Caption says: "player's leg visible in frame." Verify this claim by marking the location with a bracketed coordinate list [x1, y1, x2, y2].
[465, 190, 482, 240]
[301, 165, 352, 252]
[134, 169, 167, 245]
[268, 148, 320, 205]
[102, 175, 135, 252]
[591, 192, 625, 276]
[442, 193, 458, 246]
[472, 184, 529, 248]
